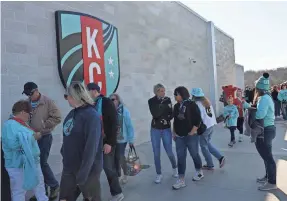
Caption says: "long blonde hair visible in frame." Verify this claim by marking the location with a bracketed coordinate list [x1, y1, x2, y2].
[67, 82, 94, 106]
[193, 96, 211, 108]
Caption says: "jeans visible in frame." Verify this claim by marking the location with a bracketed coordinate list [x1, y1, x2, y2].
[151, 128, 177, 175]
[59, 167, 102, 201]
[228, 126, 237, 142]
[282, 102, 287, 120]
[274, 100, 281, 116]
[237, 117, 244, 134]
[103, 147, 122, 196]
[255, 126, 277, 184]
[7, 165, 48, 201]
[175, 135, 202, 177]
[199, 126, 223, 167]
[37, 134, 59, 189]
[115, 142, 128, 177]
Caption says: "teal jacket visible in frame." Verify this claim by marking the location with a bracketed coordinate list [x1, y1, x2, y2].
[278, 89, 287, 102]
[223, 105, 239, 127]
[117, 106, 135, 144]
[2, 119, 40, 190]
[256, 94, 275, 127]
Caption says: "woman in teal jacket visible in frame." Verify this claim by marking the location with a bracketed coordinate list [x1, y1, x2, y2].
[223, 96, 239, 147]
[253, 73, 277, 191]
[109, 93, 135, 184]
[2, 100, 48, 201]
[278, 85, 287, 120]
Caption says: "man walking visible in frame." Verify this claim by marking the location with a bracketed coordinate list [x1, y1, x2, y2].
[87, 83, 124, 201]
[22, 82, 61, 200]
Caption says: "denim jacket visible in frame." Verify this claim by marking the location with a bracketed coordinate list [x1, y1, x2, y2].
[2, 119, 40, 190]
[244, 108, 264, 143]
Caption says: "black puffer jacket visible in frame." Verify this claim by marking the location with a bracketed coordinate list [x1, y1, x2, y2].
[148, 96, 173, 130]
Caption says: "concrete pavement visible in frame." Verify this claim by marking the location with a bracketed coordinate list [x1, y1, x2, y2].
[27, 120, 287, 201]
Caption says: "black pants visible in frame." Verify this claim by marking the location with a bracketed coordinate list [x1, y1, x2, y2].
[237, 117, 244, 134]
[59, 168, 102, 201]
[104, 147, 122, 196]
[229, 126, 237, 142]
[38, 134, 59, 188]
[1, 148, 11, 201]
[255, 126, 277, 184]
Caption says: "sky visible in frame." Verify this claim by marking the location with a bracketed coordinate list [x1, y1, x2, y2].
[182, 1, 287, 71]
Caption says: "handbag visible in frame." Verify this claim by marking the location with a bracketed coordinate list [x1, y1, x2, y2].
[197, 121, 207, 135]
[126, 145, 141, 176]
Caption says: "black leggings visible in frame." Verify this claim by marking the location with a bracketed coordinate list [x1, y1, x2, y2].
[237, 117, 244, 134]
[229, 126, 237, 141]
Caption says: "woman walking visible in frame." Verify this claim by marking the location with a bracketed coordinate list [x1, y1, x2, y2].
[172, 86, 203, 190]
[148, 83, 178, 184]
[253, 73, 277, 191]
[191, 88, 225, 170]
[60, 82, 103, 201]
[2, 100, 48, 201]
[109, 93, 135, 184]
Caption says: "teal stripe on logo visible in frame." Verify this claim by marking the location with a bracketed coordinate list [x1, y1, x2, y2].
[61, 44, 82, 68]
[66, 59, 83, 86]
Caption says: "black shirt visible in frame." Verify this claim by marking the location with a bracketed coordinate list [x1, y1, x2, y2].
[148, 96, 173, 129]
[173, 100, 202, 136]
[271, 90, 278, 101]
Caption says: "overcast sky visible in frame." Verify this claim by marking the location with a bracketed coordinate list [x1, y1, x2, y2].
[182, 1, 287, 71]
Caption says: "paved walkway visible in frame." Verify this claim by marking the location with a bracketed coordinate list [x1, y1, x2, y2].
[27, 120, 287, 201]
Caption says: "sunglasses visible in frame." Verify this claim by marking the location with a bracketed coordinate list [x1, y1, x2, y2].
[64, 94, 68, 100]
[111, 98, 117, 102]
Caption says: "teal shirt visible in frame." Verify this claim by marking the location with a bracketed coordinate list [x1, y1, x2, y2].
[223, 105, 239, 127]
[256, 94, 275, 127]
[117, 107, 135, 144]
[278, 89, 287, 101]
[2, 119, 40, 190]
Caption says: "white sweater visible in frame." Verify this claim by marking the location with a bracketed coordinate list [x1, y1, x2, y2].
[195, 101, 217, 129]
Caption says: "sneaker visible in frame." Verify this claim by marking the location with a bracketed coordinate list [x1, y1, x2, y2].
[173, 168, 179, 178]
[192, 171, 204, 181]
[172, 178, 186, 190]
[49, 186, 60, 200]
[256, 176, 267, 184]
[110, 193, 124, 201]
[228, 141, 234, 147]
[258, 182, 277, 191]
[202, 165, 214, 170]
[120, 175, 128, 185]
[154, 174, 163, 184]
[29, 196, 37, 201]
[239, 135, 243, 142]
[219, 156, 226, 168]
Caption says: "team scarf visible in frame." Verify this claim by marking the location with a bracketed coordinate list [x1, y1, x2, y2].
[116, 104, 124, 141]
[94, 96, 105, 137]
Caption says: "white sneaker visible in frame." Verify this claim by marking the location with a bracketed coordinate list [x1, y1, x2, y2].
[172, 168, 179, 178]
[192, 171, 204, 181]
[154, 174, 163, 184]
[239, 135, 243, 142]
[120, 175, 128, 185]
[172, 178, 186, 190]
[110, 193, 124, 201]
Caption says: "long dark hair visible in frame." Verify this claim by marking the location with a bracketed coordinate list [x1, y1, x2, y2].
[174, 86, 190, 100]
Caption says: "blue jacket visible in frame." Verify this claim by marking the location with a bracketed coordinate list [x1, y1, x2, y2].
[278, 89, 287, 102]
[256, 94, 275, 127]
[61, 105, 102, 186]
[117, 106, 135, 144]
[2, 119, 40, 190]
[223, 105, 239, 127]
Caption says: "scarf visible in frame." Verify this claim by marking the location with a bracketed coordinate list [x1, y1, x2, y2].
[116, 104, 124, 141]
[11, 117, 35, 132]
[94, 96, 105, 137]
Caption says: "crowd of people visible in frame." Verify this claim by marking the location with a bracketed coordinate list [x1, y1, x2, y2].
[1, 73, 286, 201]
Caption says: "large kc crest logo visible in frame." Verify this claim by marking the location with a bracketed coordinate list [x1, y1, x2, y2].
[55, 11, 120, 96]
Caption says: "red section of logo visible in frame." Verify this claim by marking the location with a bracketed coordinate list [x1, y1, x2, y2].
[81, 16, 107, 95]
